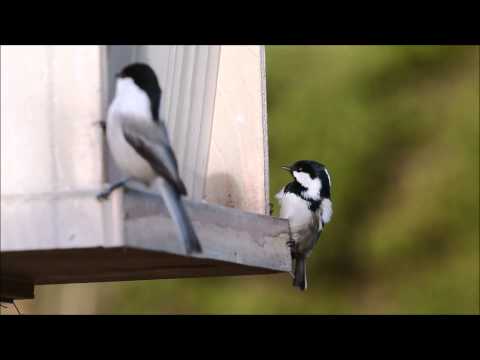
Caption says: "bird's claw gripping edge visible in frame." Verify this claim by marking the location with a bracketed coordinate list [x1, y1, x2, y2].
[96, 190, 111, 201]
[269, 202, 274, 216]
[96, 186, 115, 201]
[287, 240, 300, 260]
[96, 179, 130, 201]
[94, 120, 107, 132]
[287, 240, 296, 252]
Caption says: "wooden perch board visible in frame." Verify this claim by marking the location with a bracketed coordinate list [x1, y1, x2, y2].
[1, 188, 291, 295]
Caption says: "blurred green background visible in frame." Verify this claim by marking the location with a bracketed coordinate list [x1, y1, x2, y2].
[8, 45, 479, 314]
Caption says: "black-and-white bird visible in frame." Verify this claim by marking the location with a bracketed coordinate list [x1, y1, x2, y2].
[97, 63, 202, 255]
[275, 160, 332, 291]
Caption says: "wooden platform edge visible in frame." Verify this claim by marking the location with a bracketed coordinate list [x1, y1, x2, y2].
[124, 188, 292, 273]
[0, 187, 292, 295]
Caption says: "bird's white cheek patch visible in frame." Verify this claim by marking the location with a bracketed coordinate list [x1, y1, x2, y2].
[293, 171, 321, 200]
[293, 171, 310, 187]
[114, 78, 151, 120]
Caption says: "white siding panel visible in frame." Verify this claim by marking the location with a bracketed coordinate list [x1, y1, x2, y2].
[204, 46, 268, 215]
[1, 45, 104, 193]
[1, 46, 53, 194]
[1, 45, 111, 251]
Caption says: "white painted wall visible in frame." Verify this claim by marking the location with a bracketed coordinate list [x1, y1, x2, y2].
[1, 45, 119, 251]
[205, 46, 269, 215]
[1, 45, 105, 194]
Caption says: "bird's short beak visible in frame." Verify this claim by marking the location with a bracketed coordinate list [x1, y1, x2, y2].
[281, 165, 292, 172]
[115, 72, 121, 78]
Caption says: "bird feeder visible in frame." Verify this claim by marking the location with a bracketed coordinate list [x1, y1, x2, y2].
[0, 45, 291, 301]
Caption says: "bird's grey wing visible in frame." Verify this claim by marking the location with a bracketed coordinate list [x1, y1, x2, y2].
[155, 120, 180, 171]
[122, 120, 187, 195]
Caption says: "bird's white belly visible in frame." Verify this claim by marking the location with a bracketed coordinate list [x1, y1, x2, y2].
[277, 191, 322, 255]
[278, 192, 313, 230]
[106, 117, 156, 183]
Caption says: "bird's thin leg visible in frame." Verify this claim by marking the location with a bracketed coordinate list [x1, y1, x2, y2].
[286, 220, 297, 257]
[97, 178, 131, 201]
[287, 242, 299, 279]
[287, 240, 299, 259]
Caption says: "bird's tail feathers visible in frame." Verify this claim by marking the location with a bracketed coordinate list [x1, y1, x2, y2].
[293, 256, 307, 291]
[158, 181, 202, 255]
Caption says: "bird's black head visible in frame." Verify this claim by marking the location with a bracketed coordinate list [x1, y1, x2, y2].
[282, 160, 325, 179]
[282, 160, 331, 199]
[117, 63, 161, 121]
